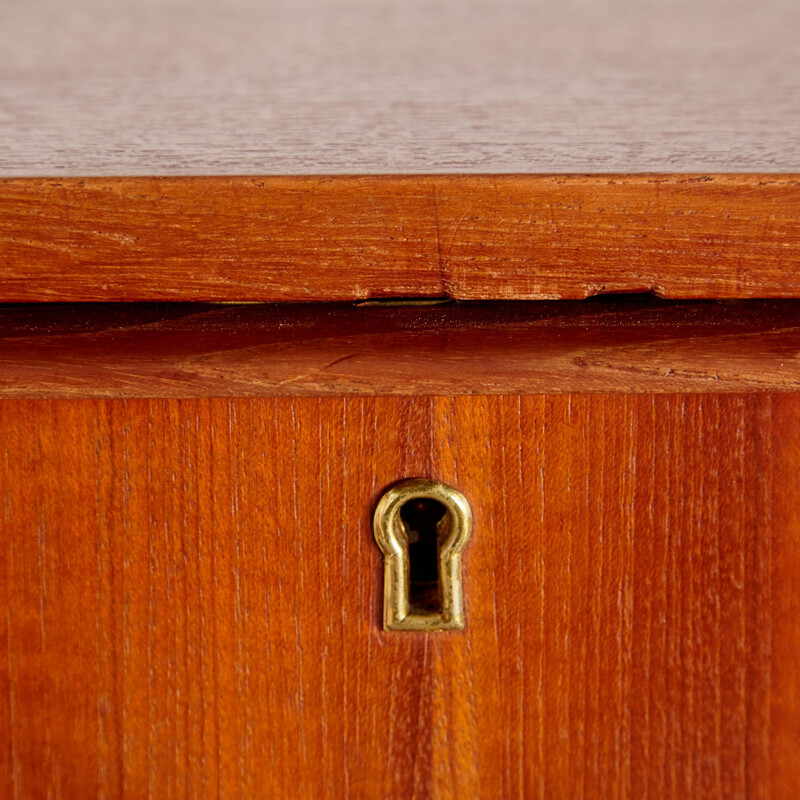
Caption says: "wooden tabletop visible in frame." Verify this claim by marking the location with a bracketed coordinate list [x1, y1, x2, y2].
[2, 0, 799, 176]
[2, 0, 800, 302]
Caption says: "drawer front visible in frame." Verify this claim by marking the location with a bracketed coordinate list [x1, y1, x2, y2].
[1, 396, 799, 798]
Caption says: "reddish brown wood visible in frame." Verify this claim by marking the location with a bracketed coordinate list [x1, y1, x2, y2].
[1, 395, 799, 798]
[2, 175, 800, 302]
[2, 298, 800, 397]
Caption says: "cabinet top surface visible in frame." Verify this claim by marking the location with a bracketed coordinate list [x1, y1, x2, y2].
[2, 0, 800, 176]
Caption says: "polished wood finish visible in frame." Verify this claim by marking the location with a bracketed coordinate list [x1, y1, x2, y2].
[2, 176, 800, 302]
[3, 298, 800, 397]
[2, 0, 799, 175]
[2, 395, 799, 798]
[4, 2, 799, 795]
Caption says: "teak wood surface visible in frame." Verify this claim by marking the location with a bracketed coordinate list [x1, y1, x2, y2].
[3, 298, 800, 397]
[1, 395, 799, 798]
[3, 175, 800, 302]
[2, 0, 798, 175]
[4, 2, 800, 795]
[3, 0, 800, 301]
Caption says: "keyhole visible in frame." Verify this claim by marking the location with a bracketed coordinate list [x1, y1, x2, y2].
[374, 478, 472, 631]
[400, 497, 448, 613]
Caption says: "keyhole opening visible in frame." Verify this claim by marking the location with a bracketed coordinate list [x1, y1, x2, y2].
[400, 497, 448, 614]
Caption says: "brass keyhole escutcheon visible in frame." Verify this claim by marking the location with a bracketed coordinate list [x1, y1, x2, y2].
[373, 479, 472, 631]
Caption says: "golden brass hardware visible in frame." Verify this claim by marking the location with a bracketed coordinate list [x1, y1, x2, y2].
[355, 298, 452, 307]
[373, 479, 472, 631]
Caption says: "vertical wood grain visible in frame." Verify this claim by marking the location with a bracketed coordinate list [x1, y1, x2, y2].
[1, 395, 798, 798]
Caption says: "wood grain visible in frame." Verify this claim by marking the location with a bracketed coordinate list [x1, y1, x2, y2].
[1, 0, 799, 175]
[1, 395, 799, 798]
[3, 175, 800, 302]
[3, 298, 800, 397]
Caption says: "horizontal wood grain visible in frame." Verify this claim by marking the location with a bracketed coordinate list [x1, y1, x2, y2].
[3, 175, 800, 302]
[1, 395, 799, 798]
[3, 298, 800, 397]
[1, 0, 799, 175]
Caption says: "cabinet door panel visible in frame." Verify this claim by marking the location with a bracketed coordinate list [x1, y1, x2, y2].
[1, 396, 798, 799]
